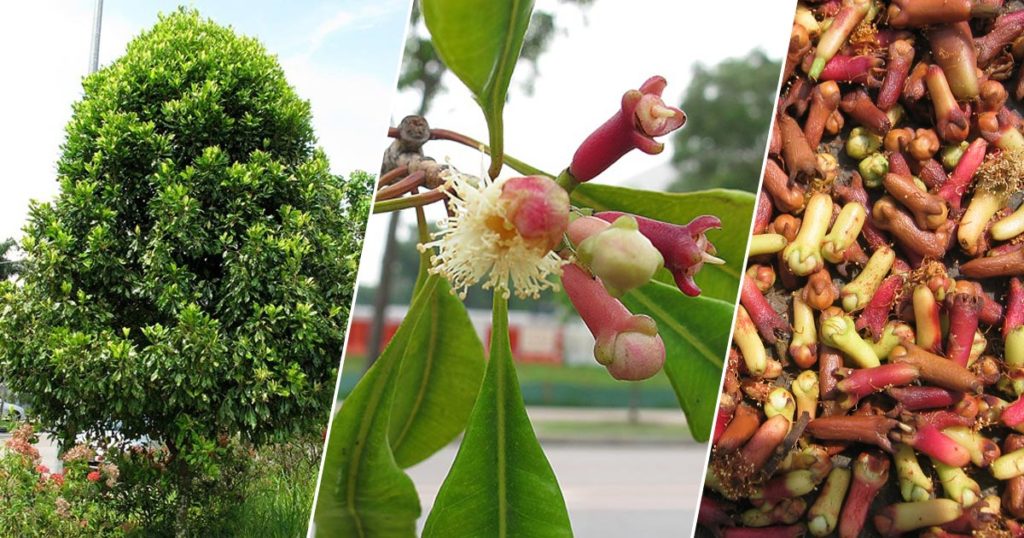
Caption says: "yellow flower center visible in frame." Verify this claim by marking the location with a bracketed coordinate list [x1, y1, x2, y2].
[485, 214, 517, 242]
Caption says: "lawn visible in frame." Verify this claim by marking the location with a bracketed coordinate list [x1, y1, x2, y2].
[339, 356, 679, 409]
[532, 419, 689, 443]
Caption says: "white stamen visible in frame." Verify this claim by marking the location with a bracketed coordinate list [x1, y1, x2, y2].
[419, 169, 565, 300]
[701, 252, 726, 265]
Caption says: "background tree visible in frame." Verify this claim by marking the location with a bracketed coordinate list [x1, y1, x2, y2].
[0, 238, 20, 280]
[0, 238, 20, 411]
[670, 50, 781, 192]
[355, 225, 422, 309]
[0, 8, 368, 511]
[398, 0, 595, 115]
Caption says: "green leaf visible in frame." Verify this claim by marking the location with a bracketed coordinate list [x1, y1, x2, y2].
[572, 184, 754, 304]
[389, 275, 486, 468]
[313, 282, 449, 537]
[621, 280, 733, 442]
[570, 183, 749, 441]
[421, 0, 534, 178]
[423, 294, 572, 537]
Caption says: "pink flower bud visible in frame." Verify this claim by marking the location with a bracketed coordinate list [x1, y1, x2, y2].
[569, 76, 686, 183]
[566, 215, 610, 246]
[573, 215, 663, 297]
[597, 212, 722, 297]
[562, 264, 665, 380]
[498, 175, 570, 251]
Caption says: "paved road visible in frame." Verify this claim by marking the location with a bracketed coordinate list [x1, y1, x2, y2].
[0, 432, 61, 471]
[526, 405, 688, 425]
[407, 441, 709, 537]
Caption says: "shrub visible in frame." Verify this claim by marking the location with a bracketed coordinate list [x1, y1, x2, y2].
[0, 6, 369, 517]
[0, 424, 127, 536]
[104, 437, 249, 536]
[102, 436, 321, 537]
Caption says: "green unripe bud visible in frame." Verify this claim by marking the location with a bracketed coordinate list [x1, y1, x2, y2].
[941, 141, 969, 171]
[846, 126, 882, 160]
[886, 103, 905, 128]
[858, 153, 889, 188]
[578, 215, 664, 297]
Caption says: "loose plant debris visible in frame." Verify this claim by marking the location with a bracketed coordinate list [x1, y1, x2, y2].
[700, 1, 1024, 537]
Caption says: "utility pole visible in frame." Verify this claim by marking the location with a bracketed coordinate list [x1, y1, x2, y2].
[364, 213, 401, 370]
[88, 0, 104, 74]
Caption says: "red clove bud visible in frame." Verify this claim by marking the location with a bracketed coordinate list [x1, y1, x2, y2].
[562, 264, 665, 380]
[569, 76, 685, 183]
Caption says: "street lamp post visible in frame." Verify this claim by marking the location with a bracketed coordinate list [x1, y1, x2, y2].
[88, 0, 104, 74]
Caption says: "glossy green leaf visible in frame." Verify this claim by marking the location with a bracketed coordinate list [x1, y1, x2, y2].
[423, 295, 572, 537]
[389, 275, 486, 468]
[572, 184, 754, 304]
[313, 281, 451, 537]
[621, 280, 733, 442]
[421, 0, 534, 177]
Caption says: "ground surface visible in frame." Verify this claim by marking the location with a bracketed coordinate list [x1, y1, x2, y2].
[408, 407, 707, 537]
[19, 407, 709, 536]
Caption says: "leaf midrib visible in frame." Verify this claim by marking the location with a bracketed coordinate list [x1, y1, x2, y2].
[343, 366, 380, 538]
[343, 278, 438, 536]
[390, 287, 441, 451]
[493, 295, 510, 538]
[627, 284, 725, 369]
[571, 188, 744, 281]
[485, 0, 525, 112]
[496, 340, 508, 538]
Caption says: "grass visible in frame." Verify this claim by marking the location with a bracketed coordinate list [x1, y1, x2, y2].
[533, 420, 689, 442]
[222, 441, 320, 537]
[114, 440, 321, 537]
[516, 362, 672, 389]
[339, 356, 679, 409]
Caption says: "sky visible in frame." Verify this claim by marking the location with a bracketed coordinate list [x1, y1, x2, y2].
[356, 0, 796, 286]
[0, 0, 410, 241]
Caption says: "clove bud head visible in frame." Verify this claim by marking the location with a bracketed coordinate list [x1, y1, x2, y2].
[569, 76, 686, 183]
[594, 314, 666, 381]
[499, 175, 570, 252]
[578, 215, 664, 297]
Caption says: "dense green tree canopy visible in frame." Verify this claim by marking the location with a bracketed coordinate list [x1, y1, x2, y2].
[0, 9, 369, 459]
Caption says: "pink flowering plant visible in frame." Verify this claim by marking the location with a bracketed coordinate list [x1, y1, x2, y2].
[313, 1, 755, 536]
[0, 424, 127, 535]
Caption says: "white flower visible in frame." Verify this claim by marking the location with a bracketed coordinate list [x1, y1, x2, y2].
[420, 170, 567, 300]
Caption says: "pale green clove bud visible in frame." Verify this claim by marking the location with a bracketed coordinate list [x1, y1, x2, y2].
[858, 152, 889, 188]
[578, 215, 664, 297]
[846, 126, 882, 160]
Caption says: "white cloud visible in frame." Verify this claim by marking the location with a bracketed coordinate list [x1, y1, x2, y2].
[308, 10, 357, 53]
[306, 1, 404, 55]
